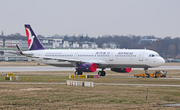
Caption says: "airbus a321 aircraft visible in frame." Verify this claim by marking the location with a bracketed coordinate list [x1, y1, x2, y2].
[15, 24, 165, 76]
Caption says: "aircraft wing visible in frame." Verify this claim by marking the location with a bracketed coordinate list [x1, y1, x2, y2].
[33, 56, 102, 64]
[7, 45, 33, 57]
[7, 52, 102, 64]
[7, 51, 34, 57]
[6, 51, 22, 56]
[9, 43, 103, 64]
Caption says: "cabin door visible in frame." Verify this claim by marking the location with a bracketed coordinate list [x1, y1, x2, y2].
[38, 52, 44, 62]
[139, 51, 144, 61]
[109, 53, 113, 61]
[74, 53, 78, 59]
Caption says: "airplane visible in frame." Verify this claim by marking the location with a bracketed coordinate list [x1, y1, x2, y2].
[15, 24, 165, 76]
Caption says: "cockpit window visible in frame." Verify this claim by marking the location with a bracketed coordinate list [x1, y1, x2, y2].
[149, 54, 159, 57]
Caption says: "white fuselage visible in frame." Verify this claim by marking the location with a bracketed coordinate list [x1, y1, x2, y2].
[23, 49, 165, 69]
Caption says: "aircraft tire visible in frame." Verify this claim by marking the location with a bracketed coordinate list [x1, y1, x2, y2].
[79, 71, 83, 75]
[98, 71, 106, 76]
[75, 71, 83, 75]
[147, 74, 150, 78]
[102, 71, 106, 76]
[98, 71, 102, 76]
[75, 71, 79, 75]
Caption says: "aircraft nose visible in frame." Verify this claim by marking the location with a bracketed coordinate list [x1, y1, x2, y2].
[159, 57, 165, 65]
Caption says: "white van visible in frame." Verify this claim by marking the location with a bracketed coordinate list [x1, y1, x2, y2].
[5, 57, 8, 61]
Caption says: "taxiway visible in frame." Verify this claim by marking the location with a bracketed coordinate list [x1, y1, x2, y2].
[0, 66, 179, 72]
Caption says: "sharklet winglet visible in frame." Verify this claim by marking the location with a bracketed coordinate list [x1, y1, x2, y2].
[16, 44, 23, 54]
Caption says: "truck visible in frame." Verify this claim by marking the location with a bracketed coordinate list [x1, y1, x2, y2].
[154, 70, 167, 78]
[134, 70, 167, 78]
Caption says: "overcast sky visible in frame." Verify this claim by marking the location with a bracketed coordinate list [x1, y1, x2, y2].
[0, 0, 180, 38]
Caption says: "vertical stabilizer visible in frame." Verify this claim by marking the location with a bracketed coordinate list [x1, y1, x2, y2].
[24, 24, 45, 50]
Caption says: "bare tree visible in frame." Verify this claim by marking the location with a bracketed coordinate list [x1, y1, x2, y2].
[168, 44, 176, 57]
[178, 44, 180, 55]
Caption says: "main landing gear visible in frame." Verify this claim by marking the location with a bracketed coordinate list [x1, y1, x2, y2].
[74, 71, 82, 75]
[74, 70, 106, 76]
[98, 68, 106, 76]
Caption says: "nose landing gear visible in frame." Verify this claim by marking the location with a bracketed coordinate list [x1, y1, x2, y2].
[144, 68, 150, 78]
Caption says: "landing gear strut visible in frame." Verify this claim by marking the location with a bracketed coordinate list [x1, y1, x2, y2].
[98, 68, 106, 76]
[74, 71, 83, 75]
[144, 68, 150, 78]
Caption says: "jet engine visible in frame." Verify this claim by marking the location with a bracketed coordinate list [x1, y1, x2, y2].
[76, 63, 97, 72]
[111, 68, 132, 73]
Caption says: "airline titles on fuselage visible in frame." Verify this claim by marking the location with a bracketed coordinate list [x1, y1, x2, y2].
[44, 51, 137, 58]
[117, 52, 134, 55]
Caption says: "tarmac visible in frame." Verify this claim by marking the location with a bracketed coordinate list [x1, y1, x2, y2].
[0, 66, 180, 72]
[1, 65, 180, 88]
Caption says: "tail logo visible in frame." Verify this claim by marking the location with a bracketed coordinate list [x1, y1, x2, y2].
[24, 24, 45, 50]
[25, 28, 34, 49]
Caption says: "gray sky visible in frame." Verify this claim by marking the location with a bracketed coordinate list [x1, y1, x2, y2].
[0, 0, 180, 38]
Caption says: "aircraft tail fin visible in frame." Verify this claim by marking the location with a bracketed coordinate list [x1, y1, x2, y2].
[24, 24, 45, 50]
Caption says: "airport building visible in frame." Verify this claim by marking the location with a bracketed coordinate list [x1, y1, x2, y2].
[0, 37, 98, 49]
[138, 37, 158, 44]
[102, 42, 117, 49]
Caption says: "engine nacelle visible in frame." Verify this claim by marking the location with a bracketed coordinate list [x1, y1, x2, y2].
[111, 68, 132, 73]
[77, 63, 97, 72]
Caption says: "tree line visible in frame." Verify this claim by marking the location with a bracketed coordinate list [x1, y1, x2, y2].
[1, 33, 180, 58]
[66, 35, 180, 58]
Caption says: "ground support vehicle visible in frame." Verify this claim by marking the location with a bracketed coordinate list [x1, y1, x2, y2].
[134, 70, 167, 78]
